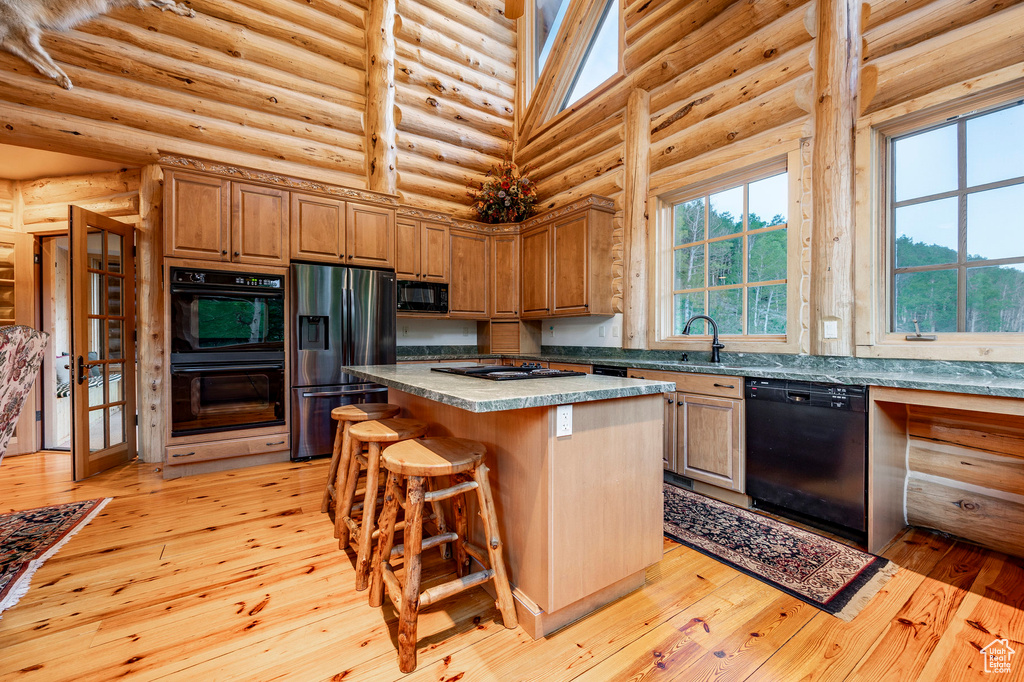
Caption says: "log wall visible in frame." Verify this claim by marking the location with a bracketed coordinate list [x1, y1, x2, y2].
[0, 0, 369, 190]
[394, 0, 516, 217]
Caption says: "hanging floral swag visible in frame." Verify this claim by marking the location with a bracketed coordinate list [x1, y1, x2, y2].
[470, 155, 537, 224]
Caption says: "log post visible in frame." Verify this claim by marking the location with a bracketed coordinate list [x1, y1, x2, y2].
[623, 88, 651, 349]
[367, 0, 398, 194]
[811, 0, 862, 355]
[136, 164, 164, 463]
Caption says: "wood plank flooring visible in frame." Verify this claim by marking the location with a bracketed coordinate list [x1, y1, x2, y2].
[1, 453, 1023, 681]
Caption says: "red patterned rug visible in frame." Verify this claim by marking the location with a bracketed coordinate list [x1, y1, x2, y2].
[0, 498, 110, 617]
[664, 484, 897, 621]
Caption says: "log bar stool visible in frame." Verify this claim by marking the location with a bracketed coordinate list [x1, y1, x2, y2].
[322, 403, 401, 544]
[370, 437, 518, 673]
[347, 418, 429, 590]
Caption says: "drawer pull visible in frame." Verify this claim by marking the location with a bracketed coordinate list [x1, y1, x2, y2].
[666, 399, 674, 404]
[266, 440, 286, 446]
[172, 451, 196, 458]
[713, 383, 735, 389]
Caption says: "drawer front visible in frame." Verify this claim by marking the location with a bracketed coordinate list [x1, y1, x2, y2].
[166, 432, 290, 465]
[627, 369, 741, 399]
[547, 362, 591, 373]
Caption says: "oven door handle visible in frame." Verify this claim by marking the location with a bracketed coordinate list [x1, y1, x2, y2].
[300, 387, 388, 398]
[173, 363, 285, 373]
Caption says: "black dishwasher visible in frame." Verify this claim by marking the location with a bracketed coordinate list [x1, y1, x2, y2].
[745, 378, 868, 537]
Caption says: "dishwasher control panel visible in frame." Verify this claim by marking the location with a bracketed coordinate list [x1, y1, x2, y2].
[745, 379, 867, 412]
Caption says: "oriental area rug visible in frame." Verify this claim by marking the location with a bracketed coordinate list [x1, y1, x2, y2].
[664, 484, 897, 621]
[0, 498, 110, 617]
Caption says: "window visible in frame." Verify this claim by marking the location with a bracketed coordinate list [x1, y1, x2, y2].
[666, 166, 790, 338]
[561, 0, 619, 110]
[535, 0, 571, 80]
[888, 100, 1024, 334]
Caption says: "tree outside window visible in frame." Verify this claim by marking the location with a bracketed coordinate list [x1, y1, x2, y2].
[670, 171, 789, 337]
[889, 101, 1024, 334]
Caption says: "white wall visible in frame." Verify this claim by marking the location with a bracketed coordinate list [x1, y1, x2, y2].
[540, 314, 623, 348]
[397, 318, 478, 346]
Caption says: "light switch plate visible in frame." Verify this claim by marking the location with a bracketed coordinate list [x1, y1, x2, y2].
[556, 405, 572, 437]
[823, 320, 839, 339]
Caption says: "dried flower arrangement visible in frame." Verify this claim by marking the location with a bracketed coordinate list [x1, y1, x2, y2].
[470, 155, 538, 224]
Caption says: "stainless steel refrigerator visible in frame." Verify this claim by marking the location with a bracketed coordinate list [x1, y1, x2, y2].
[290, 263, 396, 460]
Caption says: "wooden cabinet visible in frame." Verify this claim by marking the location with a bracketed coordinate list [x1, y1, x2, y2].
[491, 233, 519, 318]
[291, 193, 345, 262]
[448, 229, 489, 318]
[232, 183, 288, 265]
[165, 170, 230, 260]
[396, 219, 448, 282]
[346, 202, 394, 269]
[0, 230, 35, 458]
[478, 320, 540, 354]
[678, 394, 743, 491]
[521, 202, 614, 319]
[520, 224, 551, 318]
[627, 369, 744, 490]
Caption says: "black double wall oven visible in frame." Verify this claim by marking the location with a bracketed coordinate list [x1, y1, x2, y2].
[169, 267, 286, 436]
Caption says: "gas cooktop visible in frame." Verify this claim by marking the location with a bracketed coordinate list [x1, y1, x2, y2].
[431, 365, 587, 381]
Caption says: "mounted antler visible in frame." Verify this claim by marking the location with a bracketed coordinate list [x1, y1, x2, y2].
[0, 0, 195, 90]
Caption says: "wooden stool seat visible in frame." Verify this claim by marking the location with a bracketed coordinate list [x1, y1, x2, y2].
[322, 403, 402, 528]
[382, 437, 485, 477]
[330, 403, 400, 423]
[349, 418, 428, 443]
[347, 418, 429, 591]
[370, 437, 517, 673]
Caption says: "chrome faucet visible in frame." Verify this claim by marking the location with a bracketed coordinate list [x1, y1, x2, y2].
[681, 315, 724, 363]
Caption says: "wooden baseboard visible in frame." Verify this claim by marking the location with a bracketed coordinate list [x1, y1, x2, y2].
[692, 480, 751, 508]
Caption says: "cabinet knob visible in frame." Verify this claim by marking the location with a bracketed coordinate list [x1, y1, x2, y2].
[667, 399, 675, 404]
[221, 250, 227, 255]
[234, 251, 240, 257]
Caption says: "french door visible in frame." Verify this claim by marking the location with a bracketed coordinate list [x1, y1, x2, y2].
[69, 207, 137, 480]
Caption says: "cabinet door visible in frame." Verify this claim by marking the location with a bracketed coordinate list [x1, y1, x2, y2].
[165, 170, 229, 260]
[491, 233, 519, 318]
[552, 215, 589, 314]
[395, 219, 420, 279]
[291, 193, 345, 263]
[678, 394, 744, 492]
[346, 203, 394, 268]
[420, 221, 449, 282]
[448, 230, 489, 318]
[520, 225, 550, 318]
[231, 183, 289, 265]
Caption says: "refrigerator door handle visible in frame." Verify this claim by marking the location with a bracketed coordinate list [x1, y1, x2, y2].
[300, 387, 388, 398]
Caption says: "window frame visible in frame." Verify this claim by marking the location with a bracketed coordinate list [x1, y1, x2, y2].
[650, 150, 803, 353]
[856, 80, 1024, 361]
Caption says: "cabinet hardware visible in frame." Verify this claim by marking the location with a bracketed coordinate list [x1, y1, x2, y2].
[266, 440, 286, 446]
[221, 250, 227, 255]
[172, 451, 196, 457]
[666, 399, 674, 404]
[714, 383, 735, 389]
[234, 251, 240, 257]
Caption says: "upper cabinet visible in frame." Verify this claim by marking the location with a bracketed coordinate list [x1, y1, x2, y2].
[491, 233, 519, 318]
[165, 168, 397, 269]
[232, 183, 288, 266]
[165, 170, 230, 261]
[291, 193, 346, 262]
[449, 229, 489, 318]
[396, 218, 448, 282]
[346, 203, 394, 269]
[521, 200, 614, 319]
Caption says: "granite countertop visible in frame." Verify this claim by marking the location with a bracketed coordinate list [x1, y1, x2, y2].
[395, 346, 1024, 400]
[343, 364, 675, 413]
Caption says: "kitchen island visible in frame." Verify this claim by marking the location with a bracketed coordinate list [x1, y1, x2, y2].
[344, 363, 674, 638]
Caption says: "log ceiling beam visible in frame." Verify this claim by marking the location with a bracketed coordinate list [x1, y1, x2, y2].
[810, 0, 862, 355]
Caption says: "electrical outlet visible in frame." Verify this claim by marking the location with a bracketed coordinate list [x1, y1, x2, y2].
[556, 404, 572, 437]
[612, 326, 620, 338]
[462, 325, 469, 336]
[549, 325, 555, 337]
[402, 325, 409, 337]
[823, 320, 839, 339]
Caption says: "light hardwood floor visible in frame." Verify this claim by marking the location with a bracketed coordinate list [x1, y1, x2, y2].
[1, 452, 1022, 681]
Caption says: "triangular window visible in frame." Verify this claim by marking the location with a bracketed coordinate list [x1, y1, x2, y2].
[535, 0, 572, 81]
[561, 0, 619, 110]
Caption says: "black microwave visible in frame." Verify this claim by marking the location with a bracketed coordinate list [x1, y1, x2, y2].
[397, 280, 448, 313]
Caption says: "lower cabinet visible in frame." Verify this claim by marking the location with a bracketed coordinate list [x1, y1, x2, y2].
[628, 369, 745, 493]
